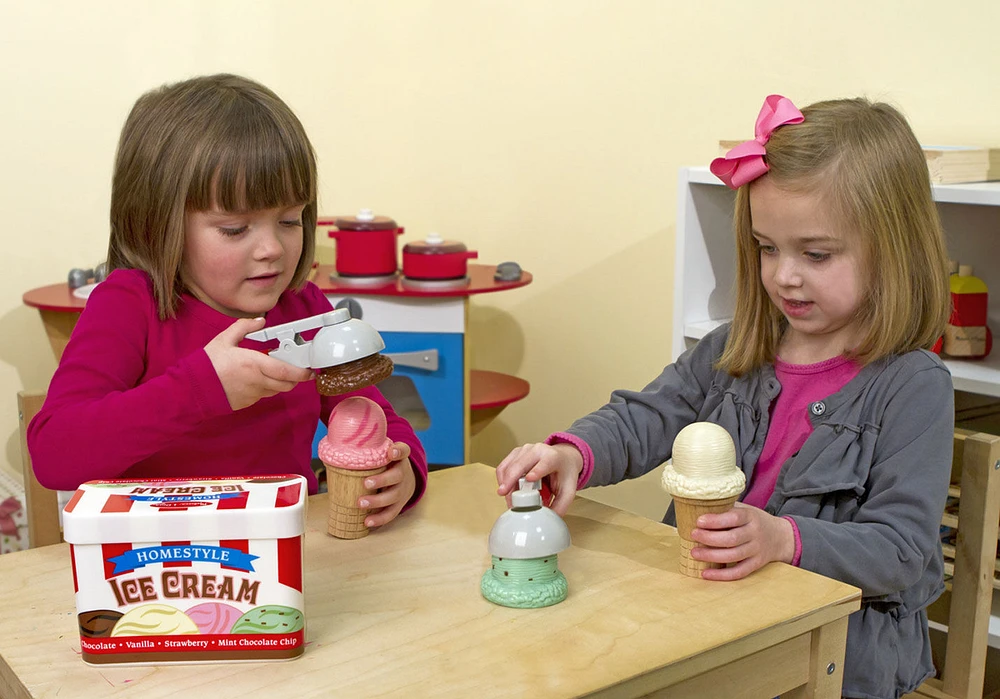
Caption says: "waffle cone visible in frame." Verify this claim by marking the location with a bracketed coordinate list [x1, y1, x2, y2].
[325, 464, 386, 539]
[672, 494, 739, 578]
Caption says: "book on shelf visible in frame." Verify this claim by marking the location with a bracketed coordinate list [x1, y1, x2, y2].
[923, 146, 989, 184]
[717, 140, 1000, 185]
[990, 149, 1000, 182]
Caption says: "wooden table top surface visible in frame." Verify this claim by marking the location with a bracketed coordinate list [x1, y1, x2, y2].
[0, 464, 860, 698]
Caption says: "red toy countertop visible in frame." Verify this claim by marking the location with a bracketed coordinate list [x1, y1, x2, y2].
[22, 283, 89, 313]
[469, 370, 530, 410]
[23, 264, 532, 314]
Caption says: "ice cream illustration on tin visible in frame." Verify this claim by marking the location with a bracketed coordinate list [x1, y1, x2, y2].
[318, 396, 394, 539]
[186, 602, 244, 635]
[661, 422, 746, 578]
[110, 604, 199, 636]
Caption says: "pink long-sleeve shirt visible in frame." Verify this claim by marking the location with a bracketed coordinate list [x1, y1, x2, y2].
[28, 269, 427, 501]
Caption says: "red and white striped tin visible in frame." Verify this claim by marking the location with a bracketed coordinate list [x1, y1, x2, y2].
[62, 475, 307, 665]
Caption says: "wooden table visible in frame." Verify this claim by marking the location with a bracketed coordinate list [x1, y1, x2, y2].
[0, 464, 860, 698]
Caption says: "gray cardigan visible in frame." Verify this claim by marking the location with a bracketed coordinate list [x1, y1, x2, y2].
[566, 325, 953, 699]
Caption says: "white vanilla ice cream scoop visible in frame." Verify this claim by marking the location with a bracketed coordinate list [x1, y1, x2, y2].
[661, 422, 746, 499]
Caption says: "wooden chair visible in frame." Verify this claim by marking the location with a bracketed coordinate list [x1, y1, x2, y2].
[17, 391, 62, 548]
[907, 430, 1000, 699]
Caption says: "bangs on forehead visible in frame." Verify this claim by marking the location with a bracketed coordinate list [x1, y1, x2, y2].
[186, 102, 314, 213]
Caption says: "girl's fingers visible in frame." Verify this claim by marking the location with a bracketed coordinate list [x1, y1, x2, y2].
[690, 539, 755, 564]
[359, 488, 395, 509]
[495, 446, 530, 488]
[360, 484, 405, 526]
[696, 509, 747, 530]
[358, 483, 400, 508]
[388, 442, 410, 462]
[690, 525, 748, 549]
[496, 458, 534, 495]
[258, 357, 313, 383]
[364, 503, 402, 528]
[525, 461, 556, 483]
[699, 559, 759, 582]
[214, 316, 266, 348]
[550, 483, 574, 517]
[362, 466, 402, 493]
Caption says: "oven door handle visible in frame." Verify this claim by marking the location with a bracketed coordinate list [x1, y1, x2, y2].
[383, 349, 439, 372]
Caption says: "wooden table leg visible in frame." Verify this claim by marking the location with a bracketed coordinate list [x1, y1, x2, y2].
[783, 615, 849, 699]
[18, 391, 62, 548]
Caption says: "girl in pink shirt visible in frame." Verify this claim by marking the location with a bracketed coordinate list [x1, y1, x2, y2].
[28, 74, 426, 529]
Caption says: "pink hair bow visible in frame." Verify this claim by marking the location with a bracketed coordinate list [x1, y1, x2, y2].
[709, 94, 804, 189]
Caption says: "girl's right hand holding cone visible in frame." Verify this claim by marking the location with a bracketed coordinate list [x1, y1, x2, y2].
[206, 317, 315, 411]
[689, 503, 796, 581]
[495, 442, 583, 516]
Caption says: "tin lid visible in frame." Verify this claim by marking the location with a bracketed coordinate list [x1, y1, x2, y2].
[62, 475, 307, 545]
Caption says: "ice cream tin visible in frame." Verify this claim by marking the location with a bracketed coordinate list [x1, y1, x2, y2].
[61, 475, 307, 665]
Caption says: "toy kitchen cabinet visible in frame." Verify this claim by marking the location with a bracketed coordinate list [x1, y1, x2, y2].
[676, 165, 1000, 648]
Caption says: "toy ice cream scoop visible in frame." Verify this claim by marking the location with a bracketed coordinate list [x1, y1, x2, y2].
[481, 478, 570, 608]
[318, 396, 393, 539]
[245, 309, 394, 396]
[661, 422, 746, 578]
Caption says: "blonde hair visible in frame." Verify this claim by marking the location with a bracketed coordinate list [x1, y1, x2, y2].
[718, 97, 950, 376]
[108, 74, 317, 319]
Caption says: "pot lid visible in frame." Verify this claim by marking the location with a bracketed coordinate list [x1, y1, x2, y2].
[403, 232, 468, 255]
[334, 208, 398, 231]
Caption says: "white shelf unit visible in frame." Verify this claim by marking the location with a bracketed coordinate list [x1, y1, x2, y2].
[674, 166, 1000, 398]
[676, 165, 1000, 649]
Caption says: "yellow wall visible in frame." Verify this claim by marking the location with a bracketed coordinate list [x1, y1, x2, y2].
[4, 1, 1000, 518]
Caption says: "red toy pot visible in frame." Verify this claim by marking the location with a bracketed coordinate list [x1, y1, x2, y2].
[322, 210, 404, 277]
[402, 234, 479, 280]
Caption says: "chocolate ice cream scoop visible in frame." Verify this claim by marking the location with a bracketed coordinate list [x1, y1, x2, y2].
[246, 309, 393, 396]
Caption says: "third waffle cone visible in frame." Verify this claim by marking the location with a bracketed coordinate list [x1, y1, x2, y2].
[672, 495, 738, 578]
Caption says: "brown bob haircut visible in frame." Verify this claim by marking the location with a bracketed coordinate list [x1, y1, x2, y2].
[108, 73, 317, 319]
[717, 97, 951, 376]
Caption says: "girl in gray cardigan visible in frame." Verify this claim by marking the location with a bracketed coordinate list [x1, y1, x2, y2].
[496, 95, 954, 699]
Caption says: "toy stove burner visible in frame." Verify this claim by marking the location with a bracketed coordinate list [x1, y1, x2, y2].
[329, 271, 399, 287]
[400, 275, 471, 290]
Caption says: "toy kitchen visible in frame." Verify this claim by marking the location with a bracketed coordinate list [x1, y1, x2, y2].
[313, 209, 532, 467]
[21, 210, 532, 470]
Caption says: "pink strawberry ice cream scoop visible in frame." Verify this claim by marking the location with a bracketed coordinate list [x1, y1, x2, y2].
[186, 602, 243, 635]
[318, 396, 393, 470]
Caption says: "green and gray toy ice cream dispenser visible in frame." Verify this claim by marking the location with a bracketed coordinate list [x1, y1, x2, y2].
[481, 478, 571, 608]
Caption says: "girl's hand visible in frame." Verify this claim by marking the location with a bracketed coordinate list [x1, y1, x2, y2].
[495, 442, 583, 516]
[688, 502, 796, 581]
[359, 442, 416, 529]
[206, 317, 315, 411]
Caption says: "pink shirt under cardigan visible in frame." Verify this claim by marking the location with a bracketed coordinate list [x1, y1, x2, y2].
[743, 355, 861, 509]
[28, 269, 427, 502]
[549, 354, 860, 566]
